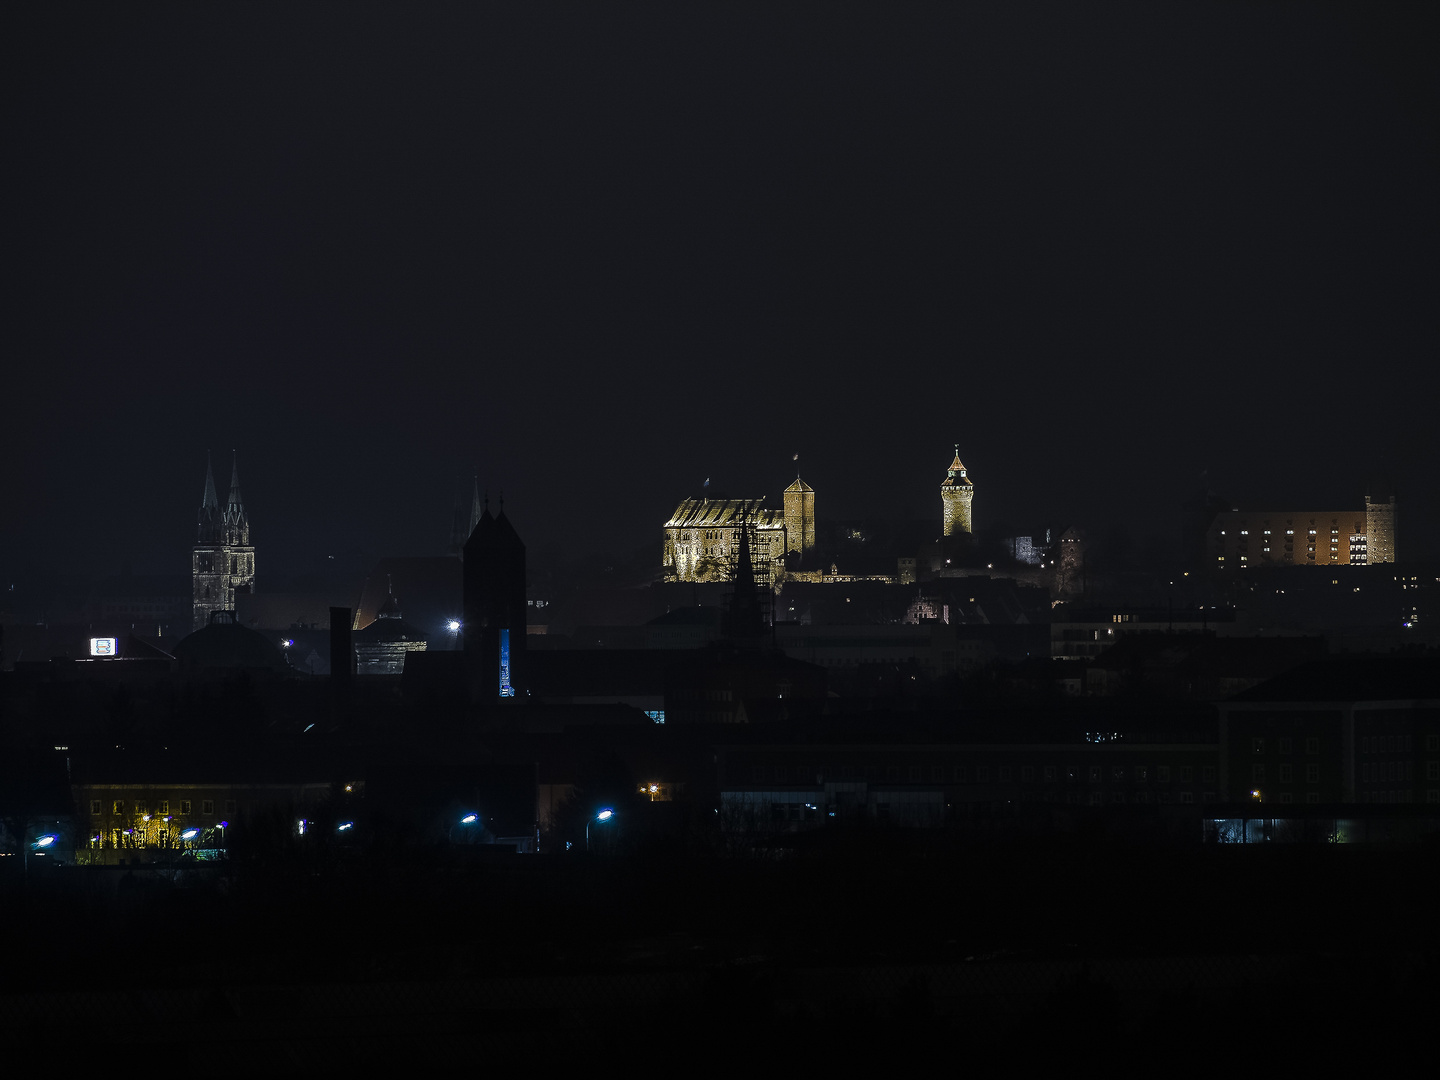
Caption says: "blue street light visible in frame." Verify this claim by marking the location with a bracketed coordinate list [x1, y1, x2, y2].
[450, 812, 480, 844]
[586, 808, 615, 851]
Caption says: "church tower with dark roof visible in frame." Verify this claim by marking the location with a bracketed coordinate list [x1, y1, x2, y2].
[192, 451, 256, 632]
[940, 446, 974, 539]
[462, 495, 527, 700]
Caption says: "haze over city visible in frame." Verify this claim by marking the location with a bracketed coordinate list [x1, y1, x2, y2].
[6, 3, 1435, 583]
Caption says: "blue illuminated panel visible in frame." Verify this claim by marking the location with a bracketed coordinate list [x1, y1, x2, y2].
[499, 628, 514, 697]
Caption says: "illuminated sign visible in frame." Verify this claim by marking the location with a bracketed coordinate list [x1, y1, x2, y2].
[498, 628, 514, 697]
[89, 638, 117, 657]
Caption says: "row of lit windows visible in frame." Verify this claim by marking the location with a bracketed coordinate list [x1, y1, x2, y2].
[91, 798, 233, 816]
[1361, 762, 1427, 783]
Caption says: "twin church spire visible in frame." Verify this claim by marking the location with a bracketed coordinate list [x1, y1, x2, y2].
[198, 450, 249, 546]
[193, 451, 255, 631]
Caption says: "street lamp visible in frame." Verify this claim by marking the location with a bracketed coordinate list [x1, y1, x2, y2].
[586, 808, 614, 852]
[450, 812, 480, 844]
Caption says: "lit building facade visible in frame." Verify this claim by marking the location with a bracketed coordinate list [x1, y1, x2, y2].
[353, 589, 428, 675]
[663, 477, 817, 583]
[1207, 496, 1396, 572]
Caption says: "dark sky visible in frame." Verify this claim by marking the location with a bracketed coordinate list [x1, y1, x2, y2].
[5, 3, 1435, 583]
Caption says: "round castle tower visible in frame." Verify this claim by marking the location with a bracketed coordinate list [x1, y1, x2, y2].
[940, 446, 974, 537]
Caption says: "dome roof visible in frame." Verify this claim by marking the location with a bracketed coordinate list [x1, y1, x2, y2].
[173, 612, 289, 672]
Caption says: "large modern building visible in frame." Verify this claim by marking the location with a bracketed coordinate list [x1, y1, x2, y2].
[1206, 494, 1396, 572]
[192, 452, 255, 632]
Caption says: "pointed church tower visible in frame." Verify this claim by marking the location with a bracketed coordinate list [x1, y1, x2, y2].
[448, 474, 469, 556]
[469, 473, 483, 537]
[191, 451, 256, 632]
[723, 514, 768, 641]
[198, 451, 222, 543]
[462, 493, 527, 700]
[940, 446, 974, 538]
[224, 452, 250, 547]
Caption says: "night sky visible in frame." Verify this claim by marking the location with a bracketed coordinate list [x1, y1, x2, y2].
[6, 3, 1435, 584]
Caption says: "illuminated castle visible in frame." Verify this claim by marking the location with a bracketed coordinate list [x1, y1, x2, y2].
[663, 476, 817, 583]
[1207, 493, 1396, 570]
[191, 452, 255, 631]
[940, 447, 974, 538]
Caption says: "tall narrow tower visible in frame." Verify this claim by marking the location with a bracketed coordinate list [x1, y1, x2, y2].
[1365, 491, 1397, 564]
[191, 451, 256, 631]
[463, 496, 527, 700]
[940, 446, 974, 538]
[783, 475, 815, 555]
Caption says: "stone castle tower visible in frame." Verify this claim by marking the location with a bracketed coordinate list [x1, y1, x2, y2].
[783, 475, 815, 554]
[1364, 491, 1397, 564]
[192, 452, 255, 632]
[940, 446, 974, 538]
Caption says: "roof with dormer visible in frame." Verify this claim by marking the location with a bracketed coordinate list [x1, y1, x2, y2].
[664, 497, 785, 530]
[941, 449, 973, 488]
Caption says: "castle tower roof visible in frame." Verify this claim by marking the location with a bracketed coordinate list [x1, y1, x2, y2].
[784, 476, 814, 493]
[941, 446, 972, 488]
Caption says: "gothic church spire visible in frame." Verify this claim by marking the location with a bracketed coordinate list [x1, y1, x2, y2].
[198, 451, 222, 542]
